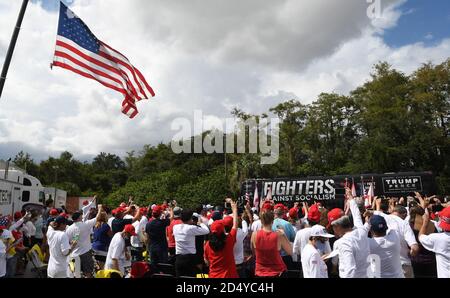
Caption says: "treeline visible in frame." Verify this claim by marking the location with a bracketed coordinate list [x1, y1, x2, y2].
[12, 60, 450, 208]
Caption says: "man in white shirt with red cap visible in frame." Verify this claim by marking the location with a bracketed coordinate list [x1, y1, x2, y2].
[419, 206, 450, 278]
[301, 225, 334, 278]
[105, 224, 137, 276]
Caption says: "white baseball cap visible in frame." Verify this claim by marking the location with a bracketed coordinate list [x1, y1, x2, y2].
[310, 225, 334, 238]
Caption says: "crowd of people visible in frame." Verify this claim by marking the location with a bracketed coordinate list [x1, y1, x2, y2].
[0, 189, 449, 279]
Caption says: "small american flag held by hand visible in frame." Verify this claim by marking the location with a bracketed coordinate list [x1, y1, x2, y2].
[52, 2, 155, 119]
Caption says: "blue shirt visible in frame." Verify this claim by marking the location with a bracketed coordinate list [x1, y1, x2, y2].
[272, 218, 296, 242]
[272, 218, 296, 257]
[92, 223, 112, 252]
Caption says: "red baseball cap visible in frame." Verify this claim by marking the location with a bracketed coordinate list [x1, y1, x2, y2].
[274, 203, 285, 210]
[261, 202, 273, 211]
[123, 224, 137, 236]
[82, 200, 89, 206]
[222, 216, 233, 228]
[288, 208, 298, 219]
[210, 220, 225, 235]
[116, 207, 127, 214]
[152, 205, 163, 217]
[14, 211, 23, 220]
[60, 213, 69, 219]
[50, 208, 59, 216]
[139, 207, 148, 215]
[307, 204, 321, 223]
[327, 208, 344, 229]
[438, 206, 450, 232]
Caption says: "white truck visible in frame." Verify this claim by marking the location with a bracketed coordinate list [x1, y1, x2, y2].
[0, 161, 67, 216]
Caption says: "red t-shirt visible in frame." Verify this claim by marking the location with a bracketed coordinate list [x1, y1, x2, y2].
[204, 228, 238, 278]
[166, 219, 182, 248]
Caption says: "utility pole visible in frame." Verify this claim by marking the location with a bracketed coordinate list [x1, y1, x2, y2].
[0, 0, 30, 99]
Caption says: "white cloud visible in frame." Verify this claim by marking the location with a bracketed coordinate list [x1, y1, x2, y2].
[0, 0, 448, 161]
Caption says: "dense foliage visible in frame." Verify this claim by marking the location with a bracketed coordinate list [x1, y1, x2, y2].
[11, 61, 450, 208]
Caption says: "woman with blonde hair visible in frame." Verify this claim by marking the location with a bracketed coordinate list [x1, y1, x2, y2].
[251, 209, 293, 277]
[92, 211, 113, 270]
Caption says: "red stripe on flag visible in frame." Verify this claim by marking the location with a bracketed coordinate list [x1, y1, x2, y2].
[56, 40, 141, 100]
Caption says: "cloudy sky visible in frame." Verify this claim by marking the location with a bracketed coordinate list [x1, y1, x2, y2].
[0, 0, 449, 161]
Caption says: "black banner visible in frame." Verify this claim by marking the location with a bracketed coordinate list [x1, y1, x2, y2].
[240, 172, 437, 209]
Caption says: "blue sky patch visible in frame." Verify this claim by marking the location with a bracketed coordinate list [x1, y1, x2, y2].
[382, 0, 450, 47]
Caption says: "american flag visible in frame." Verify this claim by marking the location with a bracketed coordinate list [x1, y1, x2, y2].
[52, 2, 155, 119]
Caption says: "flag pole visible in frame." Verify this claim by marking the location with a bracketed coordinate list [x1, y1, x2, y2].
[0, 0, 30, 100]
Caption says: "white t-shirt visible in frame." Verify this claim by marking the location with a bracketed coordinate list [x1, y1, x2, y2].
[0, 240, 6, 277]
[23, 221, 36, 238]
[173, 223, 210, 255]
[46, 226, 71, 278]
[131, 216, 148, 248]
[65, 218, 97, 257]
[251, 220, 262, 232]
[301, 243, 328, 278]
[82, 200, 95, 221]
[107, 217, 114, 228]
[374, 211, 417, 265]
[234, 220, 249, 265]
[368, 230, 404, 278]
[335, 228, 371, 278]
[123, 214, 134, 220]
[105, 233, 127, 275]
[419, 232, 450, 278]
[335, 199, 370, 278]
[293, 227, 311, 258]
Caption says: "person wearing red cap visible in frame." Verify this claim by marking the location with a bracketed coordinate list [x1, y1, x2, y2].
[167, 206, 183, 262]
[273, 204, 296, 270]
[111, 204, 141, 234]
[130, 207, 149, 263]
[8, 210, 32, 276]
[418, 207, 450, 278]
[293, 203, 331, 267]
[145, 205, 170, 266]
[82, 196, 97, 222]
[204, 199, 239, 278]
[45, 208, 60, 228]
[105, 224, 136, 275]
[251, 209, 292, 277]
[288, 205, 301, 233]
